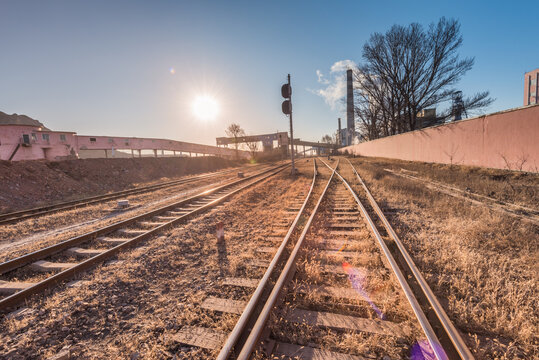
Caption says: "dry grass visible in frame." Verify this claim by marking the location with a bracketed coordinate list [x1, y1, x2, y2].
[349, 157, 538, 359]
[0, 160, 313, 359]
[356, 156, 539, 209]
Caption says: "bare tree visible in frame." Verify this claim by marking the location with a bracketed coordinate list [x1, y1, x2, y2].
[245, 139, 259, 161]
[355, 17, 493, 140]
[321, 133, 339, 154]
[321, 134, 334, 144]
[225, 123, 245, 159]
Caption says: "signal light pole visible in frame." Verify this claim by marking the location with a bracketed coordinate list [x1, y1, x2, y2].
[281, 74, 295, 175]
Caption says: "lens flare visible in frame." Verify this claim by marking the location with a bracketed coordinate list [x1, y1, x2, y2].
[169, 67, 176, 74]
[410, 339, 447, 360]
[342, 262, 385, 320]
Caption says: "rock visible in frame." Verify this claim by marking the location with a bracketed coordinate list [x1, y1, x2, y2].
[47, 349, 70, 360]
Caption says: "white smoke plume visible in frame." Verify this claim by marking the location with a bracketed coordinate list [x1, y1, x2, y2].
[310, 60, 357, 110]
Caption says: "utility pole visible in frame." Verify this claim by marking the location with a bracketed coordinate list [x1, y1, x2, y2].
[281, 74, 295, 175]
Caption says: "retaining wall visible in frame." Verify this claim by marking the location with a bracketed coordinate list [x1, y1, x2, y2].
[340, 105, 539, 172]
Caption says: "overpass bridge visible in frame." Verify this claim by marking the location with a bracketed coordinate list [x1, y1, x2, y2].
[216, 132, 335, 156]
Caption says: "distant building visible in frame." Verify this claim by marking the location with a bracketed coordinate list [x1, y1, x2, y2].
[524, 68, 539, 106]
[346, 69, 355, 145]
[416, 108, 437, 129]
[0, 111, 245, 161]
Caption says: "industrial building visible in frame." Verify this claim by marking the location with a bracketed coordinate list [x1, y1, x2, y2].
[0, 112, 245, 161]
[524, 68, 539, 106]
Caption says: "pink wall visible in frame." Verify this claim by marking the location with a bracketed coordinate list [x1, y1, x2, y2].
[0, 125, 248, 161]
[0, 125, 77, 161]
[340, 105, 539, 173]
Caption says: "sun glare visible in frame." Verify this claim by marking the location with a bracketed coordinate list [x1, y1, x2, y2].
[192, 95, 219, 121]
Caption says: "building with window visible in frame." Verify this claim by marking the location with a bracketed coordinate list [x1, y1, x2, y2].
[1, 111, 247, 161]
[0, 111, 77, 161]
[524, 68, 539, 106]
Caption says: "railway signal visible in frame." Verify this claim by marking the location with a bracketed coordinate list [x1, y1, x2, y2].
[281, 74, 295, 174]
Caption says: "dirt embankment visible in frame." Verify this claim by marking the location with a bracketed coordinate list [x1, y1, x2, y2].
[0, 157, 240, 213]
[353, 156, 539, 209]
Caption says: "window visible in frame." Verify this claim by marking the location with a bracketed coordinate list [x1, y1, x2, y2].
[90, 138, 96, 142]
[42, 133, 50, 141]
[60, 134, 66, 141]
[31, 133, 37, 141]
[108, 138, 113, 143]
[22, 134, 30, 144]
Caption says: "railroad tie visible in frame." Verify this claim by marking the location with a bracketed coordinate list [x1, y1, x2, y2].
[326, 222, 361, 229]
[222, 277, 258, 288]
[264, 236, 284, 243]
[97, 237, 127, 245]
[285, 308, 407, 337]
[295, 284, 386, 302]
[245, 259, 270, 268]
[331, 212, 359, 216]
[327, 230, 363, 237]
[0, 280, 35, 295]
[255, 247, 277, 254]
[201, 296, 246, 315]
[116, 228, 147, 237]
[329, 216, 358, 221]
[66, 247, 106, 257]
[320, 250, 362, 259]
[273, 342, 365, 360]
[167, 210, 189, 216]
[139, 221, 167, 228]
[30, 260, 76, 273]
[331, 207, 357, 212]
[269, 230, 288, 237]
[153, 215, 177, 221]
[174, 326, 226, 350]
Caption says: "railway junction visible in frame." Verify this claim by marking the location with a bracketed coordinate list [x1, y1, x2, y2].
[0, 154, 536, 360]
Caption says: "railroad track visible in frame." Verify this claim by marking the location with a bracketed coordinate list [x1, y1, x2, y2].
[0, 162, 289, 312]
[173, 158, 474, 360]
[0, 163, 269, 226]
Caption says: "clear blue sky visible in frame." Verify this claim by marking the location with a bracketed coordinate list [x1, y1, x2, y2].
[0, 0, 536, 145]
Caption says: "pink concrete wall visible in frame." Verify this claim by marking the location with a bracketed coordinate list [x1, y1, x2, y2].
[340, 105, 539, 173]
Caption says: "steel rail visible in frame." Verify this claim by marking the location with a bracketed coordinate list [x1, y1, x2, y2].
[0, 164, 266, 225]
[0, 163, 289, 312]
[319, 158, 449, 360]
[0, 164, 287, 276]
[346, 158, 474, 360]
[216, 159, 318, 360]
[236, 159, 338, 360]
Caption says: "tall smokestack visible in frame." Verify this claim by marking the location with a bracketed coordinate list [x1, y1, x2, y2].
[346, 69, 354, 145]
[337, 118, 342, 146]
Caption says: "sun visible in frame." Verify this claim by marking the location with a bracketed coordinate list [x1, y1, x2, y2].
[192, 95, 219, 121]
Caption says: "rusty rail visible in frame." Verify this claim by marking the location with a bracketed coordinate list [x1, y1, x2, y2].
[216, 159, 319, 359]
[0, 163, 288, 312]
[235, 159, 337, 360]
[319, 158, 448, 360]
[346, 158, 474, 360]
[0, 164, 267, 225]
